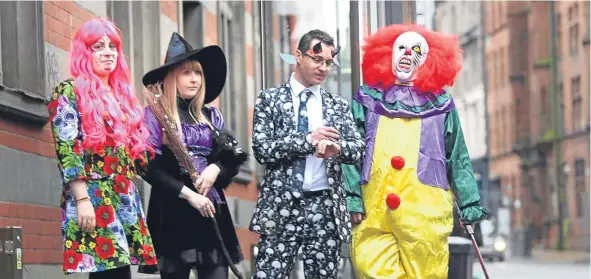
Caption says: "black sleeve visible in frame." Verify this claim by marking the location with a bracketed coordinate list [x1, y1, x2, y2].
[140, 154, 186, 197]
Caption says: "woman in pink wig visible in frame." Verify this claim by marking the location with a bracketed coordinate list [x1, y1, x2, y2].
[47, 18, 157, 278]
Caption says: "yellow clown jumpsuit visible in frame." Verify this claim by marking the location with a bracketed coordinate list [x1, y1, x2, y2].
[343, 84, 487, 279]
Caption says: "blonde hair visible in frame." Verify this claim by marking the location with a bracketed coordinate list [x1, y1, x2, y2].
[162, 60, 212, 138]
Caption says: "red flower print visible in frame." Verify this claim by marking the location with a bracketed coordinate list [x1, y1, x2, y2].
[63, 249, 82, 270]
[139, 218, 148, 236]
[113, 175, 130, 194]
[48, 100, 59, 119]
[94, 188, 102, 198]
[71, 241, 80, 250]
[142, 244, 157, 265]
[73, 139, 83, 155]
[105, 134, 116, 146]
[95, 206, 114, 228]
[103, 156, 119, 175]
[97, 147, 106, 157]
[95, 237, 115, 260]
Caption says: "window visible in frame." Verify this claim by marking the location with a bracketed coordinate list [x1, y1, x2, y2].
[571, 76, 582, 132]
[568, 4, 580, 55]
[557, 14, 562, 57]
[494, 50, 499, 91]
[559, 82, 565, 135]
[500, 47, 505, 89]
[496, 2, 502, 29]
[220, 2, 251, 155]
[574, 159, 587, 218]
[500, 107, 506, 152]
[569, 23, 579, 55]
[490, 2, 496, 31]
[540, 86, 547, 128]
[0, 1, 47, 124]
[182, 1, 204, 48]
[585, 1, 590, 39]
[218, 9, 236, 132]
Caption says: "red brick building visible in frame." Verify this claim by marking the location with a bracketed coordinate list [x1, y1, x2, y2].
[486, 0, 590, 254]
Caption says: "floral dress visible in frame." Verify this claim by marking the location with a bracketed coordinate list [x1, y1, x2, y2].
[48, 79, 157, 274]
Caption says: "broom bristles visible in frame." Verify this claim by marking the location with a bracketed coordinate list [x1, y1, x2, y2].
[143, 83, 199, 182]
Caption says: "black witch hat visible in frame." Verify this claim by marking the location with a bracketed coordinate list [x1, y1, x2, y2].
[142, 32, 227, 104]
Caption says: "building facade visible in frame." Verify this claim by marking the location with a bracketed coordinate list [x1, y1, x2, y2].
[485, 0, 590, 255]
[0, 1, 417, 278]
[434, 1, 490, 212]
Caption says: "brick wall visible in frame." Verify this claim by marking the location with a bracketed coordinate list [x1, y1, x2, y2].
[0, 0, 101, 266]
[0, 203, 62, 264]
[44, 1, 95, 52]
[160, 0, 178, 23]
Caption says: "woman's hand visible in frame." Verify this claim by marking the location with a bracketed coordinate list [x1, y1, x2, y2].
[195, 164, 221, 197]
[70, 180, 96, 233]
[185, 191, 216, 218]
[76, 200, 96, 232]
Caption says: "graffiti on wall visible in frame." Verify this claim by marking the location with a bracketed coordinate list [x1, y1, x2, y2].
[45, 49, 61, 92]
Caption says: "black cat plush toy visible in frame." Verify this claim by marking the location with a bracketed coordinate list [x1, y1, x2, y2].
[209, 128, 248, 189]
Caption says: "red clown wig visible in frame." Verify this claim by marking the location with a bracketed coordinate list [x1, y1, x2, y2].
[362, 24, 463, 94]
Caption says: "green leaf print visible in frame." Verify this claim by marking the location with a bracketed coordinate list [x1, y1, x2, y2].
[107, 261, 115, 267]
[118, 254, 129, 264]
[58, 142, 74, 156]
[132, 231, 140, 242]
[62, 86, 76, 100]
[62, 154, 83, 169]
[66, 220, 79, 240]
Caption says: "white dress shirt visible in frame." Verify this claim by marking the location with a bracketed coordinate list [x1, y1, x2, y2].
[289, 73, 329, 192]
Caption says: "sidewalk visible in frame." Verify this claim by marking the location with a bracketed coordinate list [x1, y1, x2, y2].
[529, 247, 590, 264]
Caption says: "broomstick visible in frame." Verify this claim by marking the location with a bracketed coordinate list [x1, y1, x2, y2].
[143, 83, 244, 279]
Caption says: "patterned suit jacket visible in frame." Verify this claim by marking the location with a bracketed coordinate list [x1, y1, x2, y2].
[249, 82, 365, 244]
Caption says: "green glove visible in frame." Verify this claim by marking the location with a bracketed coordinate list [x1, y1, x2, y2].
[460, 205, 488, 224]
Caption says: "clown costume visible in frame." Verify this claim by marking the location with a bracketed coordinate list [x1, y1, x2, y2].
[343, 24, 488, 279]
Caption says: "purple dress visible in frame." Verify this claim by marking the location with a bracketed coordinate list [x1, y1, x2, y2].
[138, 100, 243, 274]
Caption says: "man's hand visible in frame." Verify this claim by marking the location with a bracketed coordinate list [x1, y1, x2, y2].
[311, 127, 340, 146]
[351, 212, 365, 224]
[314, 139, 341, 158]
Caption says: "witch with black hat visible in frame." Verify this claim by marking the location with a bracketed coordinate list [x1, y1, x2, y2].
[138, 32, 246, 279]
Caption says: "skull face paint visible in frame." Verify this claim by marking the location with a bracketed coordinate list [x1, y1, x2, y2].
[392, 31, 429, 83]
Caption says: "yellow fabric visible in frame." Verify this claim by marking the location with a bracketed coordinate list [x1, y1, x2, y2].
[351, 116, 454, 279]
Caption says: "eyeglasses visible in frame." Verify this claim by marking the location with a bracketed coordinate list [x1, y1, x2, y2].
[303, 53, 335, 69]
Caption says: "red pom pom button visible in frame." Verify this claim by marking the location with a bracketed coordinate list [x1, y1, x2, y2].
[390, 156, 405, 170]
[386, 193, 401, 210]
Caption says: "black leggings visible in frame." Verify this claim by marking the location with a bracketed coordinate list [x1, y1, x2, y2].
[160, 265, 229, 279]
[88, 265, 131, 279]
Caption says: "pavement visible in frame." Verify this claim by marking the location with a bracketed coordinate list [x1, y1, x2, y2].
[529, 247, 590, 264]
[472, 259, 590, 279]
[471, 248, 590, 279]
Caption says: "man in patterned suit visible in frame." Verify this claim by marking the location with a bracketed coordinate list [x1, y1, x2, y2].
[250, 30, 365, 279]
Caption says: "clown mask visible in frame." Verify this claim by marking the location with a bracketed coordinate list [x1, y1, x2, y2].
[392, 31, 429, 83]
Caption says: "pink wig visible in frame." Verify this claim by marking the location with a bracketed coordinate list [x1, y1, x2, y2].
[362, 24, 463, 93]
[70, 18, 150, 161]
